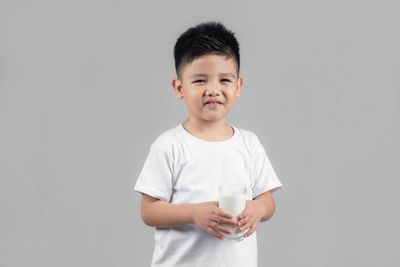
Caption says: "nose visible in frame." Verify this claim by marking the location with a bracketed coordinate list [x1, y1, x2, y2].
[205, 82, 221, 96]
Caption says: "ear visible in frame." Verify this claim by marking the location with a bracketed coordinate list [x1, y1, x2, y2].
[235, 77, 243, 97]
[172, 78, 184, 99]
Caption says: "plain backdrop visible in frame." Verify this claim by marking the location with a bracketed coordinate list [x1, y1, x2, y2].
[1, 0, 399, 266]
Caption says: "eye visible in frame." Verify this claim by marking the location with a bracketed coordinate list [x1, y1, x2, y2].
[194, 80, 205, 83]
[221, 79, 231, 82]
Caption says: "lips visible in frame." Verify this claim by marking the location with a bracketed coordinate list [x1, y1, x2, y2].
[204, 100, 223, 105]
[204, 101, 223, 109]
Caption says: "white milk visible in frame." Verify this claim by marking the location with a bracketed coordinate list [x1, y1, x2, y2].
[219, 194, 246, 240]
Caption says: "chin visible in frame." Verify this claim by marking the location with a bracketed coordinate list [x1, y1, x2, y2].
[202, 116, 225, 122]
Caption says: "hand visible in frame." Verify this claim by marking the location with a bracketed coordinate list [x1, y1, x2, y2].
[192, 201, 238, 240]
[237, 200, 263, 238]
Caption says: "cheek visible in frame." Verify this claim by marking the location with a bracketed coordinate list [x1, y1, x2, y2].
[185, 97, 203, 109]
[225, 99, 237, 109]
[187, 93, 202, 104]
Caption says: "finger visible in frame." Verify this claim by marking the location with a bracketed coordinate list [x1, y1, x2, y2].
[207, 226, 225, 240]
[237, 200, 250, 217]
[210, 221, 232, 234]
[237, 209, 250, 222]
[238, 219, 253, 233]
[237, 214, 246, 224]
[244, 223, 258, 238]
[215, 208, 233, 220]
[213, 214, 236, 225]
[237, 215, 250, 228]
[217, 216, 237, 226]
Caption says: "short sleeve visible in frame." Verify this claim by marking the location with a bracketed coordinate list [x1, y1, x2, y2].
[134, 144, 173, 202]
[251, 135, 282, 198]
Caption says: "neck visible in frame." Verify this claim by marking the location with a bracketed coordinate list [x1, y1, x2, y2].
[182, 118, 233, 142]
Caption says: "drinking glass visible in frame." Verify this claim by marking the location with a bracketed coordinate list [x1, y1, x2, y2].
[219, 184, 247, 241]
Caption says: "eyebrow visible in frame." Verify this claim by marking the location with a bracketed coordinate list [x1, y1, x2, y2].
[189, 73, 236, 79]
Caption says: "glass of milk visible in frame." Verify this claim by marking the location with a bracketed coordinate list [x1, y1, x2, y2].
[219, 184, 247, 241]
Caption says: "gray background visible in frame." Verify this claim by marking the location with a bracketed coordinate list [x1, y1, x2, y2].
[1, 0, 399, 266]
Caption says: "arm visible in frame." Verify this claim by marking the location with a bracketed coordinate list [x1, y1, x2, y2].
[237, 190, 277, 237]
[140, 193, 237, 239]
[141, 193, 193, 227]
[253, 190, 276, 222]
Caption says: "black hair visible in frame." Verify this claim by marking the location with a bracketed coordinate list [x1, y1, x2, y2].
[173, 21, 240, 80]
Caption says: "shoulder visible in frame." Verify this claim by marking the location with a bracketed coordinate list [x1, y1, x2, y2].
[150, 125, 181, 153]
[235, 126, 263, 150]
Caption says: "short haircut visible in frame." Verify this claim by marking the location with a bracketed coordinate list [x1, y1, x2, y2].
[173, 21, 240, 80]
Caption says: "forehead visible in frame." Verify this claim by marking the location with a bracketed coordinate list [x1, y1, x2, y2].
[182, 54, 237, 79]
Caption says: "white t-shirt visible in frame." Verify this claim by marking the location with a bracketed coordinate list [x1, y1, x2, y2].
[134, 124, 282, 267]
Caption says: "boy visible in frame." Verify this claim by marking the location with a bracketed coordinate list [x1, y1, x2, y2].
[134, 21, 282, 267]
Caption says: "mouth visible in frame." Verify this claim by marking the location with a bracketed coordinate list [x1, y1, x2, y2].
[204, 101, 223, 108]
[204, 100, 223, 105]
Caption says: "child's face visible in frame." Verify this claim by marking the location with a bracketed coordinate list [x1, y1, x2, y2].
[172, 54, 243, 125]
